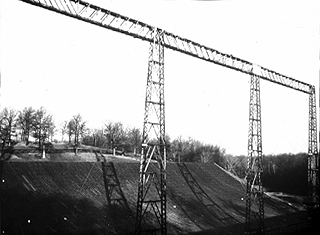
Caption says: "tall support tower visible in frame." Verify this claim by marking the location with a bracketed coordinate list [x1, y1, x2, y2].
[136, 28, 167, 235]
[308, 85, 319, 217]
[245, 73, 264, 234]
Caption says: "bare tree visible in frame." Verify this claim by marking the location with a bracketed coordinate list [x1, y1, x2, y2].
[67, 119, 75, 144]
[48, 122, 56, 142]
[0, 108, 17, 147]
[95, 129, 107, 147]
[126, 127, 141, 154]
[171, 135, 184, 162]
[66, 114, 86, 146]
[91, 128, 104, 147]
[82, 128, 107, 148]
[17, 107, 35, 145]
[72, 114, 86, 146]
[73, 114, 86, 145]
[60, 120, 68, 142]
[104, 121, 125, 150]
[32, 107, 54, 150]
[170, 136, 226, 164]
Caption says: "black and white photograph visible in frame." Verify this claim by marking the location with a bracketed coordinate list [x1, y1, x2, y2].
[0, 0, 319, 234]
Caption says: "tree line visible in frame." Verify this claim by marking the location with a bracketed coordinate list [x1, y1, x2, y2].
[0, 106, 87, 150]
[224, 153, 308, 196]
[81, 122, 226, 165]
[0, 106, 226, 165]
[81, 121, 142, 154]
[0, 107, 54, 150]
[0, 107, 92, 149]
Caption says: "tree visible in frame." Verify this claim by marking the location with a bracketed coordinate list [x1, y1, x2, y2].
[92, 128, 107, 148]
[67, 114, 86, 146]
[82, 128, 95, 147]
[82, 128, 107, 148]
[60, 120, 68, 142]
[171, 136, 184, 162]
[170, 136, 226, 164]
[125, 127, 141, 154]
[48, 122, 56, 142]
[0, 108, 17, 147]
[200, 144, 226, 165]
[171, 137, 200, 162]
[32, 107, 54, 149]
[262, 153, 308, 195]
[223, 154, 247, 178]
[67, 119, 75, 144]
[73, 114, 86, 146]
[104, 121, 125, 150]
[16, 107, 35, 145]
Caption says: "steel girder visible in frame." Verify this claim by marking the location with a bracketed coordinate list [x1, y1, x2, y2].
[136, 29, 166, 235]
[245, 74, 264, 234]
[20, 0, 312, 94]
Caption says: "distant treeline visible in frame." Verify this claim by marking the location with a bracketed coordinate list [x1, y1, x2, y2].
[82, 124, 226, 165]
[224, 153, 308, 196]
[0, 106, 225, 165]
[263, 153, 308, 196]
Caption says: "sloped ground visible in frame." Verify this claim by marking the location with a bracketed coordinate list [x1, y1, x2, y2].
[5, 142, 138, 163]
[0, 161, 311, 234]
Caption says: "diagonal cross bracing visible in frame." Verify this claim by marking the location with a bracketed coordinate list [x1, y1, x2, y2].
[20, 0, 312, 94]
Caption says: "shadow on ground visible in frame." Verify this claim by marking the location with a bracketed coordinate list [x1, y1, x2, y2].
[0, 161, 315, 235]
[2, 190, 110, 235]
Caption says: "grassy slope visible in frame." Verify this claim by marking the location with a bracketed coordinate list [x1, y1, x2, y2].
[8, 142, 139, 163]
[1, 161, 309, 235]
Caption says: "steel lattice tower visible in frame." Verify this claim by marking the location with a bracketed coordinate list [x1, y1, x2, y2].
[308, 86, 319, 216]
[245, 74, 264, 234]
[136, 28, 167, 235]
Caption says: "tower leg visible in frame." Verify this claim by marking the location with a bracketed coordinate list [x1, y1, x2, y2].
[307, 86, 319, 218]
[245, 74, 264, 234]
[136, 28, 166, 235]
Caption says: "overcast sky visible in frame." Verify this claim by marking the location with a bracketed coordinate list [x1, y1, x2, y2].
[0, 0, 319, 155]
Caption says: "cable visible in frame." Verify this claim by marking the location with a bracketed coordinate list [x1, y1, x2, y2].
[79, 161, 96, 190]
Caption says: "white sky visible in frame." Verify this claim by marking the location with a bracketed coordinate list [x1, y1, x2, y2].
[0, 0, 319, 155]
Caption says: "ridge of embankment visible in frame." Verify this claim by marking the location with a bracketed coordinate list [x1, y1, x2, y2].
[1, 161, 305, 234]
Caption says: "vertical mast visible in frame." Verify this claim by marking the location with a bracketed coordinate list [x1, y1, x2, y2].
[308, 86, 319, 217]
[245, 73, 264, 234]
[136, 28, 166, 235]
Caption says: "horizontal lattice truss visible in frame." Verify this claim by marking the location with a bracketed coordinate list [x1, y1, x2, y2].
[20, 0, 312, 94]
